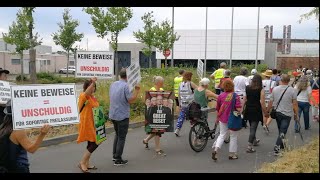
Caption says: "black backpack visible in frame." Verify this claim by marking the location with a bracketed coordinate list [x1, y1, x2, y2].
[186, 101, 202, 122]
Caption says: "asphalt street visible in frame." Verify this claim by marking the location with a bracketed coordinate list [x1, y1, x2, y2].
[29, 111, 319, 173]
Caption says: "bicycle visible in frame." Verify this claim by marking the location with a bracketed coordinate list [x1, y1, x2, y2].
[188, 106, 218, 152]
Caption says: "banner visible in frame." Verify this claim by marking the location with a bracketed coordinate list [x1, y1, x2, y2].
[93, 106, 107, 144]
[0, 80, 10, 104]
[197, 59, 204, 79]
[145, 91, 174, 133]
[126, 61, 141, 92]
[11, 84, 79, 130]
[76, 51, 114, 79]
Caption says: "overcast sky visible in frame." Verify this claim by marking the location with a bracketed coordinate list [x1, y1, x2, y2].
[0, 7, 318, 52]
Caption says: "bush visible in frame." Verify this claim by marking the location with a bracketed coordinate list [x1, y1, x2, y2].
[16, 75, 28, 81]
[36, 72, 56, 81]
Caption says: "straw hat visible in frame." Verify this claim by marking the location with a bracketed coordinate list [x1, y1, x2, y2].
[262, 70, 273, 77]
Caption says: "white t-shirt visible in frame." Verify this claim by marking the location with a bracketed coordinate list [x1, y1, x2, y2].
[295, 85, 312, 102]
[262, 79, 276, 101]
[248, 75, 254, 85]
[233, 75, 249, 96]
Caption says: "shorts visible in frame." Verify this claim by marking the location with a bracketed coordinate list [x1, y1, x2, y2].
[175, 97, 179, 107]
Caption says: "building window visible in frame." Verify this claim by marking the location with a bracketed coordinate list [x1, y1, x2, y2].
[69, 61, 75, 66]
[11, 59, 20, 65]
[46, 60, 51, 65]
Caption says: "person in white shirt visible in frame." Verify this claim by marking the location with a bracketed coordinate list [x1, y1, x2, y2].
[248, 69, 257, 85]
[261, 70, 276, 134]
[294, 75, 318, 132]
[233, 67, 249, 108]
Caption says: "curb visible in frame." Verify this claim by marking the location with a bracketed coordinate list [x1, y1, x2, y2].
[41, 115, 179, 147]
[41, 121, 145, 147]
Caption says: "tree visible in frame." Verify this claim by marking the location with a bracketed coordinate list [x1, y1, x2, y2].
[52, 8, 84, 77]
[153, 19, 180, 68]
[299, 7, 319, 29]
[84, 7, 133, 80]
[133, 12, 157, 69]
[2, 9, 30, 83]
[23, 7, 42, 83]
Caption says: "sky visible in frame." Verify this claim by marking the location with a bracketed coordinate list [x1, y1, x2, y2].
[0, 7, 318, 52]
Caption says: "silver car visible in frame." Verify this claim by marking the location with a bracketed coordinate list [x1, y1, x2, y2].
[59, 66, 76, 74]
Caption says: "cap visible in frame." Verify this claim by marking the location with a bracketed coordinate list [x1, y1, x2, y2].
[251, 69, 257, 75]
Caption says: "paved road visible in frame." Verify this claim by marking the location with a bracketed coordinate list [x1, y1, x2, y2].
[29, 112, 319, 173]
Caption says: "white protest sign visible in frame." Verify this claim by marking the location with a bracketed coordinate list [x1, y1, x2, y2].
[197, 59, 204, 79]
[0, 80, 11, 104]
[76, 51, 114, 79]
[126, 61, 141, 92]
[11, 84, 79, 130]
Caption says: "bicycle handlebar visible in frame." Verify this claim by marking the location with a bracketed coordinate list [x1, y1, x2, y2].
[200, 107, 216, 112]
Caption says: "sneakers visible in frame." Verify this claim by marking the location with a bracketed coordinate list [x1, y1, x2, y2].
[263, 125, 270, 134]
[253, 139, 260, 146]
[211, 151, 217, 161]
[113, 159, 128, 166]
[246, 146, 256, 153]
[174, 128, 180, 137]
[156, 150, 166, 156]
[273, 145, 281, 156]
[112, 158, 116, 161]
[224, 136, 230, 144]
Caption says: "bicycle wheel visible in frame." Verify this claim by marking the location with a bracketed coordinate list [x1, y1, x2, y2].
[189, 122, 208, 152]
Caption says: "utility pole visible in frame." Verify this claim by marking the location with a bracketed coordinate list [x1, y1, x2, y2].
[255, 7, 260, 70]
[171, 7, 174, 67]
[204, 7, 208, 76]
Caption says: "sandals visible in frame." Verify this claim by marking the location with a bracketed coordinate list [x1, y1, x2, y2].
[228, 154, 238, 160]
[246, 147, 256, 153]
[142, 139, 149, 149]
[88, 166, 98, 170]
[78, 164, 90, 173]
[253, 139, 260, 146]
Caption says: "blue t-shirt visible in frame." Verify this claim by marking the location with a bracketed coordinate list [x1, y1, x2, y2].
[109, 80, 132, 121]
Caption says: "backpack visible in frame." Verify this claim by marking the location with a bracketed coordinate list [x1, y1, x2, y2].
[185, 101, 202, 125]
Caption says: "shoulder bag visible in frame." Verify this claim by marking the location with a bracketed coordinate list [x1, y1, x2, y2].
[270, 86, 289, 119]
[228, 93, 242, 131]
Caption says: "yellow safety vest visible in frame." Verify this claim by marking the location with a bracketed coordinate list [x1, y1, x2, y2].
[214, 68, 224, 84]
[150, 87, 164, 91]
[173, 76, 183, 97]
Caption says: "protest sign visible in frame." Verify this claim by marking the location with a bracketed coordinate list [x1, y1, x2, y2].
[76, 51, 114, 79]
[145, 91, 174, 133]
[11, 84, 79, 130]
[126, 61, 141, 92]
[93, 106, 107, 144]
[0, 80, 10, 104]
[197, 59, 204, 79]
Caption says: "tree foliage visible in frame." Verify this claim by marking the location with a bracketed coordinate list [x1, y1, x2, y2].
[84, 7, 133, 79]
[52, 8, 84, 53]
[299, 7, 319, 29]
[133, 12, 157, 66]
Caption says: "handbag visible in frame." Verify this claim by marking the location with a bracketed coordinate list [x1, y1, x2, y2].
[270, 86, 289, 119]
[228, 93, 242, 131]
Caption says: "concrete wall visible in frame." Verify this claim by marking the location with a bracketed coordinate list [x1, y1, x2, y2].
[0, 38, 52, 54]
[109, 43, 156, 64]
[276, 56, 319, 70]
[290, 43, 319, 56]
[0, 51, 68, 74]
[264, 43, 277, 69]
[156, 29, 266, 60]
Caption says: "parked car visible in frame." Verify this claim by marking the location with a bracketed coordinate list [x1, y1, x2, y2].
[59, 66, 76, 74]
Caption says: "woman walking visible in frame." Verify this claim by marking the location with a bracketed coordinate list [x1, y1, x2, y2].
[243, 75, 268, 153]
[143, 76, 166, 156]
[77, 77, 100, 173]
[294, 75, 318, 132]
[212, 80, 242, 161]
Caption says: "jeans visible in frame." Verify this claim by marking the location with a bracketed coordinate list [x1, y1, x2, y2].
[176, 107, 187, 129]
[295, 101, 310, 130]
[10, 163, 30, 173]
[112, 118, 129, 160]
[248, 120, 259, 144]
[212, 122, 238, 153]
[275, 112, 291, 149]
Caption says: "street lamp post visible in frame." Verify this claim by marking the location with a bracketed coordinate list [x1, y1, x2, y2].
[255, 7, 260, 70]
[171, 7, 174, 67]
[229, 7, 234, 69]
[204, 7, 208, 77]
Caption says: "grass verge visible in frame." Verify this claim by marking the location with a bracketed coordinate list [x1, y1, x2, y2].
[258, 136, 319, 173]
